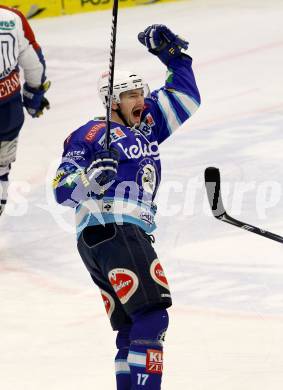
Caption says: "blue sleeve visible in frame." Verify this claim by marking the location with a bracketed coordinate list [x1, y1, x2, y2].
[53, 121, 107, 207]
[146, 54, 201, 144]
[53, 136, 93, 208]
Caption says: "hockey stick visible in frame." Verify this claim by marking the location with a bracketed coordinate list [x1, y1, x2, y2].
[204, 167, 283, 244]
[105, 0, 119, 150]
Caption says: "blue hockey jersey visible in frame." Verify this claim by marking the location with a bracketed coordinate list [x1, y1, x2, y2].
[53, 55, 200, 238]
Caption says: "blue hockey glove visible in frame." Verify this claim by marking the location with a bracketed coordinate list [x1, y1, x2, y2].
[23, 80, 50, 118]
[138, 24, 189, 65]
[87, 147, 120, 187]
[72, 147, 120, 201]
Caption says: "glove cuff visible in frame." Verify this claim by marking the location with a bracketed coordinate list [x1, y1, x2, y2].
[155, 41, 184, 65]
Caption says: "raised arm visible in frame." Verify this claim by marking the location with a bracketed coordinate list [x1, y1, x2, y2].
[139, 24, 201, 143]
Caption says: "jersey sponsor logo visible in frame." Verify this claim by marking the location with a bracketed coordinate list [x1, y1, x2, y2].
[150, 259, 170, 290]
[0, 20, 16, 30]
[103, 200, 114, 212]
[65, 149, 86, 161]
[52, 170, 65, 189]
[117, 138, 160, 161]
[140, 211, 154, 226]
[85, 123, 105, 142]
[146, 349, 163, 374]
[145, 113, 155, 126]
[98, 127, 127, 146]
[139, 113, 155, 136]
[0, 69, 20, 100]
[111, 127, 126, 141]
[139, 122, 151, 135]
[108, 268, 139, 304]
[100, 289, 115, 319]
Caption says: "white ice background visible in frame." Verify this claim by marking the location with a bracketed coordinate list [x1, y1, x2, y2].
[1, 0, 283, 389]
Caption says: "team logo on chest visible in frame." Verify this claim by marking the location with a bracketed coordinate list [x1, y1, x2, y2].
[108, 268, 139, 304]
[136, 158, 158, 196]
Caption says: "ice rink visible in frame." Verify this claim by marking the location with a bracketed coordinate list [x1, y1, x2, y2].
[1, 0, 283, 388]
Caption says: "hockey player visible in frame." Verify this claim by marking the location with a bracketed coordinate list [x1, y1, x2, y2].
[0, 5, 49, 216]
[53, 24, 200, 389]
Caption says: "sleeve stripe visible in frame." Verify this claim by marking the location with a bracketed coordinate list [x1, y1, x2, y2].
[4, 6, 40, 50]
[115, 360, 130, 374]
[157, 89, 182, 135]
[17, 10, 46, 84]
[127, 351, 146, 367]
[171, 90, 200, 117]
[1, 6, 46, 86]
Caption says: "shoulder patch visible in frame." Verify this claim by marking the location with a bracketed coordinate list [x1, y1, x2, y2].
[85, 123, 105, 142]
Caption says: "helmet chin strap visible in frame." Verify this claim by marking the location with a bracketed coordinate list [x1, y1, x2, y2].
[113, 105, 131, 127]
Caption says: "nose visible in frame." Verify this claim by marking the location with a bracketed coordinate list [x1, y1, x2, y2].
[137, 95, 144, 106]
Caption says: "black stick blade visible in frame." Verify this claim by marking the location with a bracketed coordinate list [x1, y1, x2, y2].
[204, 168, 283, 244]
[204, 167, 226, 217]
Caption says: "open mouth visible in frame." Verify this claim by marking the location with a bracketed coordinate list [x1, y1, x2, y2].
[132, 108, 143, 119]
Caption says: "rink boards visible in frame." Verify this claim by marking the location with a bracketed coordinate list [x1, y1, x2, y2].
[1, 0, 183, 18]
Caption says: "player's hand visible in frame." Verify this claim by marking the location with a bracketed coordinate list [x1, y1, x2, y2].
[23, 80, 51, 118]
[138, 24, 188, 65]
[87, 147, 120, 186]
[75, 147, 120, 200]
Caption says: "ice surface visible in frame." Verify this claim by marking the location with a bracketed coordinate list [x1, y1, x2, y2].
[1, 0, 283, 388]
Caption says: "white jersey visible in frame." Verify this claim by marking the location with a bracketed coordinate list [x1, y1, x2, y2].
[0, 5, 46, 104]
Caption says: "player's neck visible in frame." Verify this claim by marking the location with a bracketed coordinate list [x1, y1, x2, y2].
[111, 109, 128, 127]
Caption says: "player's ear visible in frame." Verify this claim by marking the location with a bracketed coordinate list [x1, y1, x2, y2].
[112, 101, 119, 110]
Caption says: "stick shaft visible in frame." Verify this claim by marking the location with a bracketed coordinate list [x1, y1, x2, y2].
[219, 212, 283, 243]
[105, 0, 119, 150]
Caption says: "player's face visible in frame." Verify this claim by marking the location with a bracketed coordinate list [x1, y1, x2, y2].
[118, 88, 145, 126]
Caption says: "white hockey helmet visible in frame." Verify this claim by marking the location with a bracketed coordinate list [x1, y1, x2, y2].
[98, 70, 148, 107]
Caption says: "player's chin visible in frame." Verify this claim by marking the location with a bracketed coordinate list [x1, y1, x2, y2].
[130, 115, 141, 126]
